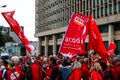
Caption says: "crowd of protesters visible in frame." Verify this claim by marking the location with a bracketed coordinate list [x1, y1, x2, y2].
[0, 51, 120, 80]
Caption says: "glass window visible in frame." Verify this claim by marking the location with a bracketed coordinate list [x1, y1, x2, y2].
[98, 25, 108, 33]
[114, 23, 120, 31]
[48, 45, 53, 56]
[101, 7, 104, 17]
[56, 33, 63, 39]
[41, 46, 45, 56]
[86, 1, 88, 10]
[109, 4, 112, 14]
[104, 0, 108, 3]
[118, 2, 120, 12]
[101, 0, 103, 5]
[109, 0, 112, 3]
[48, 35, 53, 40]
[97, 0, 99, 5]
[104, 41, 108, 50]
[83, 1, 85, 9]
[93, 0, 96, 7]
[97, 8, 99, 18]
[41, 37, 45, 41]
[105, 6, 108, 16]
[114, 3, 117, 14]
[90, 0, 92, 7]
[115, 40, 120, 55]
[93, 10, 96, 18]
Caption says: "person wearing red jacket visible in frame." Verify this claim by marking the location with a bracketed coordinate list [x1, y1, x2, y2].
[0, 71, 3, 80]
[45, 56, 61, 80]
[81, 58, 89, 80]
[90, 62, 103, 80]
[7, 63, 24, 80]
[31, 56, 43, 80]
[112, 58, 120, 80]
[68, 61, 82, 80]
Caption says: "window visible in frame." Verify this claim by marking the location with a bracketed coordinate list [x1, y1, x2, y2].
[56, 33, 63, 39]
[41, 46, 45, 56]
[101, 0, 104, 5]
[93, 0, 96, 7]
[104, 41, 108, 49]
[115, 40, 120, 55]
[90, 0, 92, 7]
[97, 8, 99, 18]
[101, 7, 104, 17]
[48, 35, 53, 40]
[93, 10, 96, 18]
[114, 3, 117, 14]
[98, 25, 108, 33]
[118, 2, 120, 12]
[109, 4, 112, 14]
[104, 0, 108, 3]
[114, 23, 120, 31]
[105, 6, 108, 16]
[48, 45, 53, 56]
[109, 0, 112, 3]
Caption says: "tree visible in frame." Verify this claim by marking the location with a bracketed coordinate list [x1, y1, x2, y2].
[0, 27, 14, 47]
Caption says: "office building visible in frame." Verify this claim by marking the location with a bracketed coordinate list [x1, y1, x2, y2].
[35, 0, 120, 56]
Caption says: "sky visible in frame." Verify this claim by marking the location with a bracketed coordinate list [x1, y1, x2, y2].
[0, 0, 37, 41]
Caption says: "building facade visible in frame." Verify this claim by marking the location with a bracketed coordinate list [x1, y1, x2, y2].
[35, 0, 120, 56]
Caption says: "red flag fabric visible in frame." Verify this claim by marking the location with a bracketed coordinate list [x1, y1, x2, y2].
[1, 11, 34, 53]
[59, 13, 89, 58]
[89, 15, 108, 59]
[107, 41, 117, 56]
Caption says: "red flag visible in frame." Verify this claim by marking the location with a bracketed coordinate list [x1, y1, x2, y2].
[1, 11, 34, 53]
[107, 41, 117, 56]
[59, 13, 89, 58]
[89, 15, 108, 59]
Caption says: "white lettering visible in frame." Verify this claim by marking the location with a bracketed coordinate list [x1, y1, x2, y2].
[65, 37, 80, 43]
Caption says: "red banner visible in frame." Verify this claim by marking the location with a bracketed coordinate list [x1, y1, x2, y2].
[2, 11, 34, 53]
[107, 41, 117, 56]
[59, 13, 89, 58]
[89, 15, 108, 59]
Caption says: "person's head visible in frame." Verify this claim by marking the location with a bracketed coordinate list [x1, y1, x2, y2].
[62, 56, 71, 66]
[90, 62, 102, 72]
[49, 56, 56, 65]
[72, 61, 82, 70]
[11, 56, 20, 65]
[36, 55, 43, 64]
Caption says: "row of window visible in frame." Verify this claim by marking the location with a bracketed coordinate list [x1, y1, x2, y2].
[36, 0, 120, 33]
[40, 40, 120, 56]
[39, 23, 120, 41]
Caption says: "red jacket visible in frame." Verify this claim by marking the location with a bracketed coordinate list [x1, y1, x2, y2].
[0, 71, 3, 80]
[112, 65, 120, 80]
[45, 64, 59, 80]
[31, 61, 43, 80]
[90, 70, 103, 80]
[7, 69, 24, 80]
[68, 68, 82, 80]
[81, 63, 89, 80]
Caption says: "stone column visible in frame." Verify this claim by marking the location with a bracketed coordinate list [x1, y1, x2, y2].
[38, 38, 41, 56]
[108, 24, 114, 44]
[45, 36, 48, 57]
[53, 35, 57, 56]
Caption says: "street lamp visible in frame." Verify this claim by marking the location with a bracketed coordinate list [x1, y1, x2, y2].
[0, 5, 7, 8]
